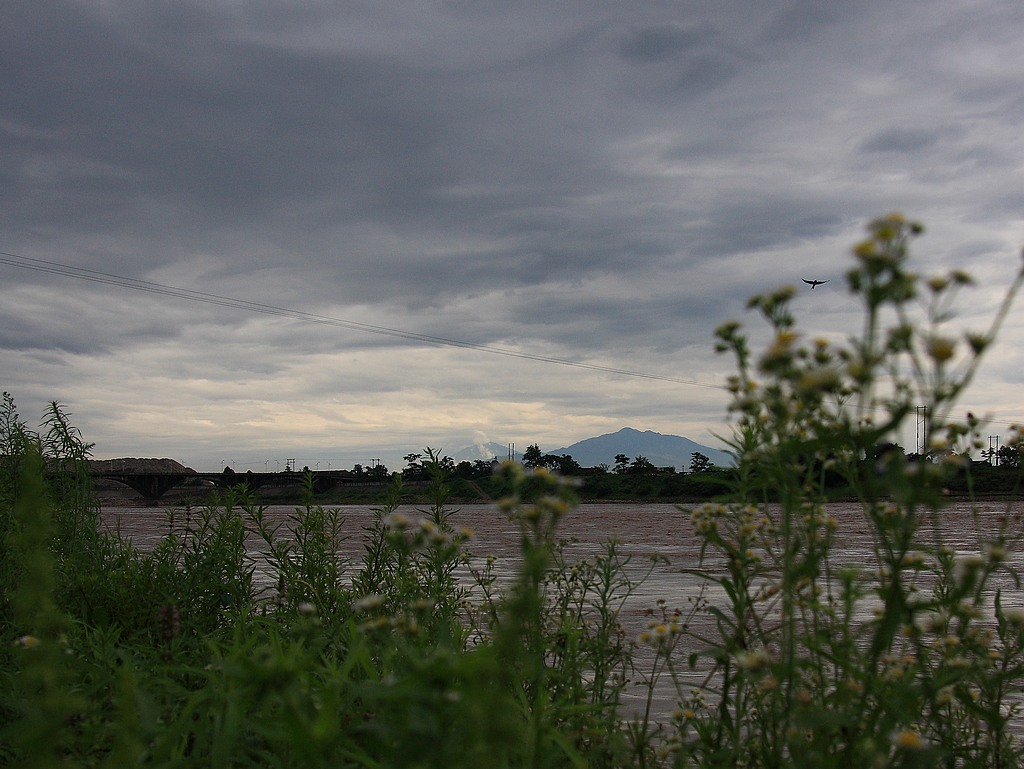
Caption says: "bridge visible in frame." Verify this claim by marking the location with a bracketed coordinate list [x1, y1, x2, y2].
[89, 468, 373, 502]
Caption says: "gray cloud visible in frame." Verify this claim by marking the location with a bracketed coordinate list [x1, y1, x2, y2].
[4, 0, 1024, 469]
[859, 128, 941, 154]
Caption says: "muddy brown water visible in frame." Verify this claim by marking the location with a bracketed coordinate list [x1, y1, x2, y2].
[101, 500, 1024, 723]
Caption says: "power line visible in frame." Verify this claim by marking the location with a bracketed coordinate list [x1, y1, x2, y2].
[7, 249, 1024, 430]
[0, 249, 725, 390]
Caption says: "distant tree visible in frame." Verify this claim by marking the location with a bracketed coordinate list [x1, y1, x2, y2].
[452, 458, 497, 479]
[435, 453, 457, 475]
[406, 448, 455, 480]
[352, 463, 364, 476]
[614, 454, 630, 474]
[872, 442, 906, 464]
[452, 460, 495, 479]
[997, 444, 1021, 469]
[629, 456, 655, 474]
[546, 453, 581, 475]
[689, 452, 712, 474]
[523, 444, 544, 468]
[402, 452, 424, 480]
[366, 463, 389, 479]
[222, 466, 235, 475]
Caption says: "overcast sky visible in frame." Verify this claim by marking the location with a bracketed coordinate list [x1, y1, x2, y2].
[4, 0, 1024, 471]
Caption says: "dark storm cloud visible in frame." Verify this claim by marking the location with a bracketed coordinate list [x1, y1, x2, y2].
[680, 198, 848, 260]
[6, 2, 661, 304]
[616, 20, 743, 93]
[6, 2, 753, 302]
[620, 24, 707, 64]
[4, 0, 1024, 467]
[0, 279, 224, 355]
[4, 7, 448, 222]
[0, 311, 101, 356]
[859, 128, 941, 154]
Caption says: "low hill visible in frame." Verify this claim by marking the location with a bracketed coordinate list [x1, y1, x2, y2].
[88, 458, 196, 474]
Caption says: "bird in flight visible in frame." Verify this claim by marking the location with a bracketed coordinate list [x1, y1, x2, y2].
[802, 279, 829, 289]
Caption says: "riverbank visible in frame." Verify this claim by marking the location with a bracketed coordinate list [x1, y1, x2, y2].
[94, 469, 1023, 508]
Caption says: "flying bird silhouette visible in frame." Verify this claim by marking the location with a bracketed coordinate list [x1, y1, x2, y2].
[802, 279, 829, 289]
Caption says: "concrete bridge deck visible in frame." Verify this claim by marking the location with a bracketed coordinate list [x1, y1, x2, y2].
[89, 469, 369, 502]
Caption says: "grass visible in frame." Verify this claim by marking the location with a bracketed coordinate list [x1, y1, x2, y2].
[3, 214, 1024, 767]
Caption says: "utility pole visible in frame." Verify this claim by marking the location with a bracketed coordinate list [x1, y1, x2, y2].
[989, 435, 1000, 466]
[916, 406, 929, 456]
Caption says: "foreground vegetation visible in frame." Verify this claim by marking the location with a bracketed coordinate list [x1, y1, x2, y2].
[4, 214, 1024, 767]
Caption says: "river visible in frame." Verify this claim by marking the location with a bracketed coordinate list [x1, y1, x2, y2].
[101, 499, 1024, 722]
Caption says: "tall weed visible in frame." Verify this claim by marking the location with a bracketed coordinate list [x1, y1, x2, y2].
[669, 214, 1024, 767]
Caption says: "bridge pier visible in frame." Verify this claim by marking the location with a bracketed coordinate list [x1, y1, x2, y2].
[105, 474, 188, 502]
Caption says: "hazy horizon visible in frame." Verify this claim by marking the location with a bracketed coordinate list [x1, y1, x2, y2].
[87, 426, 730, 474]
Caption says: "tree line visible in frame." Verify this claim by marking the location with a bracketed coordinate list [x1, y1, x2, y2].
[390, 445, 719, 482]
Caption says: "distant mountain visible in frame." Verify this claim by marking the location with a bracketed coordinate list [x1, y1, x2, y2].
[451, 441, 522, 463]
[549, 428, 733, 471]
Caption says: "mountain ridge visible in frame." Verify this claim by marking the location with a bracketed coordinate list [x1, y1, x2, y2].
[453, 428, 731, 470]
[551, 427, 732, 470]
